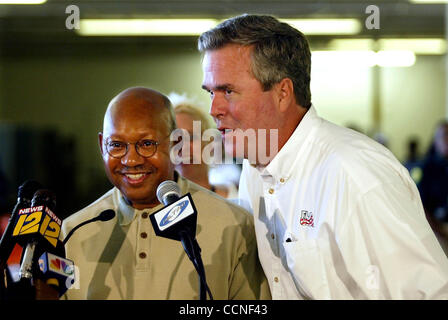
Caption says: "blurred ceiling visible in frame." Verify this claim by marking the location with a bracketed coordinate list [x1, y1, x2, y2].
[0, 0, 446, 50]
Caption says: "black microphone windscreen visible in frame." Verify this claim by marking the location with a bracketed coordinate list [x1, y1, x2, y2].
[31, 189, 57, 212]
[17, 180, 42, 202]
[98, 209, 115, 222]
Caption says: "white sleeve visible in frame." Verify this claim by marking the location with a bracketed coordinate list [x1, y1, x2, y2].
[339, 182, 448, 299]
[282, 181, 448, 299]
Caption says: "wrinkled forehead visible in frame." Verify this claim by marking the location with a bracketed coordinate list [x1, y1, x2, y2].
[202, 44, 253, 71]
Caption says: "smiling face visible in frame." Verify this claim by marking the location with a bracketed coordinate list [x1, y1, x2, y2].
[99, 89, 174, 209]
[202, 44, 284, 162]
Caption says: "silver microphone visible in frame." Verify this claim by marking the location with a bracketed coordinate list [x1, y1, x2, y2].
[156, 180, 181, 206]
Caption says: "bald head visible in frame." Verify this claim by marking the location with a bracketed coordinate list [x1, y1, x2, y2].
[99, 87, 177, 209]
[103, 87, 176, 136]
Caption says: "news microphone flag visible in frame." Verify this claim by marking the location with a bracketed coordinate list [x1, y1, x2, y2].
[12, 205, 62, 249]
[38, 252, 75, 296]
[150, 193, 197, 241]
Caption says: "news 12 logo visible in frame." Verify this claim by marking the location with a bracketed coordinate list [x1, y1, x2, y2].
[159, 200, 189, 227]
[12, 206, 62, 247]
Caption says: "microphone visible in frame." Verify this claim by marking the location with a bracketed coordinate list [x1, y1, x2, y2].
[36, 251, 75, 297]
[26, 208, 116, 298]
[150, 180, 212, 300]
[0, 180, 42, 270]
[157, 180, 182, 206]
[151, 181, 197, 241]
[15, 190, 60, 281]
[62, 209, 115, 246]
[1, 189, 64, 299]
[31, 236, 75, 298]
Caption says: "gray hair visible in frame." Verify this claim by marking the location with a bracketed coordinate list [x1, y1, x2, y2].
[198, 14, 312, 108]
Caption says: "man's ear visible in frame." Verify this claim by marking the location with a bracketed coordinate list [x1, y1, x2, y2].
[98, 132, 105, 155]
[276, 78, 295, 113]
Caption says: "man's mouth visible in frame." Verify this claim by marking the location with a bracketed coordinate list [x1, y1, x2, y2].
[121, 172, 151, 184]
[218, 127, 231, 136]
[126, 173, 145, 179]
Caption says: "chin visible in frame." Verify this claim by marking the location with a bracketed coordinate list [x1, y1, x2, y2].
[121, 185, 154, 201]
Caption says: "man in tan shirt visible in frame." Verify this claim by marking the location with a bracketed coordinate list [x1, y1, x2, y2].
[61, 87, 270, 300]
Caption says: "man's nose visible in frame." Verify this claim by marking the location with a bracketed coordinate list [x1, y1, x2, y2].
[209, 93, 228, 120]
[121, 144, 145, 166]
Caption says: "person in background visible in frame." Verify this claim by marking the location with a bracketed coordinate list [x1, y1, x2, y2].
[199, 14, 448, 299]
[418, 121, 448, 253]
[61, 87, 270, 300]
[169, 92, 239, 199]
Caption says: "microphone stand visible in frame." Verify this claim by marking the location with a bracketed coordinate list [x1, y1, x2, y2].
[179, 230, 213, 300]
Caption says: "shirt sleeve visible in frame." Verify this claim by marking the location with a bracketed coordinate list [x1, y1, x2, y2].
[228, 213, 272, 300]
[339, 181, 448, 299]
[282, 180, 448, 299]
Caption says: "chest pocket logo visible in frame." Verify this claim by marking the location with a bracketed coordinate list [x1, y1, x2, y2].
[300, 210, 314, 227]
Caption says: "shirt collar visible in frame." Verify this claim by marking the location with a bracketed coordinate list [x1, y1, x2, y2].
[112, 188, 139, 226]
[112, 171, 186, 226]
[258, 105, 321, 183]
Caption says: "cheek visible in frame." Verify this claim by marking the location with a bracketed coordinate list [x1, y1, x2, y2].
[152, 147, 175, 175]
[230, 105, 263, 131]
[103, 156, 118, 176]
[103, 160, 123, 188]
[231, 93, 276, 129]
[228, 102, 255, 129]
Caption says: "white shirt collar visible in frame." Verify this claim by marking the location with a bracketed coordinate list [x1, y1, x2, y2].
[258, 105, 321, 183]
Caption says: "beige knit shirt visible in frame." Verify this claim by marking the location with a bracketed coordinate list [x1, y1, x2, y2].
[61, 175, 271, 300]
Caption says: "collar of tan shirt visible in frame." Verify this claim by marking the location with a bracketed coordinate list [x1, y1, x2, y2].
[112, 171, 185, 226]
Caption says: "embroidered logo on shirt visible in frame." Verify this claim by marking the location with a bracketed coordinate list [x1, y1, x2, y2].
[300, 210, 314, 227]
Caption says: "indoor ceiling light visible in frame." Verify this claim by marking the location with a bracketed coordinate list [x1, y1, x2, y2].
[0, 0, 46, 3]
[282, 19, 362, 35]
[78, 18, 362, 36]
[378, 39, 446, 55]
[311, 50, 416, 67]
[328, 38, 446, 55]
[327, 39, 376, 51]
[375, 51, 416, 67]
[78, 19, 219, 36]
[312, 51, 377, 68]
[409, 0, 448, 3]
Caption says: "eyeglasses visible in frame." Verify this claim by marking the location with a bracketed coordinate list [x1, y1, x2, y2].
[104, 138, 160, 159]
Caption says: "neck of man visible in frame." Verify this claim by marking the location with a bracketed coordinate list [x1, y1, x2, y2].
[254, 104, 309, 168]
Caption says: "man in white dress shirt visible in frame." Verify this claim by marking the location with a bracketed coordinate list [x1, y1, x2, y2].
[199, 14, 448, 299]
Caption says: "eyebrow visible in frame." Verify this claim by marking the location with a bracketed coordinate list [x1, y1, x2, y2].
[201, 83, 234, 92]
[105, 133, 157, 141]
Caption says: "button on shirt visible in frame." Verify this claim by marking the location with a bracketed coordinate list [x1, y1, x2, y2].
[238, 105, 448, 299]
[62, 175, 271, 300]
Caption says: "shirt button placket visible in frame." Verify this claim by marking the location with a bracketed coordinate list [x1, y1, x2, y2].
[136, 211, 150, 271]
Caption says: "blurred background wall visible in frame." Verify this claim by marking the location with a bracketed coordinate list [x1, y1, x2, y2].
[0, 0, 446, 219]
